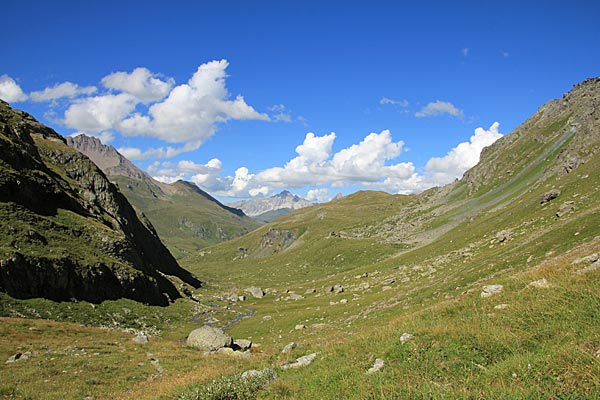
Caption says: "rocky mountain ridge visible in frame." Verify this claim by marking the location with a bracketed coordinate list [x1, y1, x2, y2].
[229, 190, 314, 218]
[0, 100, 201, 304]
[67, 134, 261, 257]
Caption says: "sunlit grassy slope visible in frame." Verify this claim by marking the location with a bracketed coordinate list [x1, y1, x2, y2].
[1, 79, 599, 399]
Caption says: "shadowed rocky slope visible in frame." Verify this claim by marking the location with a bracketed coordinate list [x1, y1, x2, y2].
[0, 100, 201, 305]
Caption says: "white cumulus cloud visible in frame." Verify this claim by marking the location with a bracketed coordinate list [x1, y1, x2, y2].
[64, 93, 138, 133]
[415, 100, 464, 118]
[30, 82, 97, 102]
[425, 121, 503, 184]
[101, 67, 174, 103]
[144, 123, 502, 199]
[306, 188, 330, 203]
[0, 75, 28, 102]
[118, 141, 201, 161]
[119, 60, 269, 144]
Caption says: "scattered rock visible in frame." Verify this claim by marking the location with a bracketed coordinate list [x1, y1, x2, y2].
[238, 295, 246, 302]
[262, 315, 273, 321]
[150, 358, 164, 374]
[281, 352, 319, 370]
[304, 288, 317, 294]
[339, 298, 348, 304]
[246, 287, 265, 299]
[295, 324, 307, 330]
[133, 333, 149, 344]
[310, 323, 329, 330]
[494, 304, 509, 310]
[333, 284, 344, 294]
[383, 278, 396, 285]
[572, 253, 599, 265]
[358, 282, 370, 291]
[382, 286, 392, 291]
[286, 293, 304, 301]
[5, 352, 23, 364]
[528, 278, 551, 289]
[366, 358, 385, 374]
[595, 349, 600, 358]
[400, 333, 414, 344]
[481, 284, 503, 298]
[186, 326, 233, 352]
[281, 342, 300, 353]
[216, 347, 235, 355]
[556, 201, 575, 217]
[496, 230, 512, 243]
[233, 339, 252, 351]
[540, 189, 561, 204]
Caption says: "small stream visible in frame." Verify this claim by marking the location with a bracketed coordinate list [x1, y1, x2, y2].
[191, 299, 256, 330]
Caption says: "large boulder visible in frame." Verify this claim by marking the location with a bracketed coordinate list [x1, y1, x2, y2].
[186, 326, 232, 352]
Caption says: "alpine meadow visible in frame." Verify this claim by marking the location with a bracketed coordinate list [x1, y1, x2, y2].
[1, 2, 600, 399]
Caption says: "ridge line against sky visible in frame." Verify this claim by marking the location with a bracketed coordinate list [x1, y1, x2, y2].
[2, 1, 599, 202]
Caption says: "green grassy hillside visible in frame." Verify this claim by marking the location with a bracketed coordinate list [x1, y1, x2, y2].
[113, 177, 262, 259]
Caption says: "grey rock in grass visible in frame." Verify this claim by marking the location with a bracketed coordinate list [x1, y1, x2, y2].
[233, 339, 252, 351]
[572, 253, 598, 265]
[281, 342, 300, 353]
[5, 352, 23, 364]
[400, 333, 414, 344]
[133, 333, 149, 344]
[246, 287, 265, 299]
[528, 278, 551, 289]
[281, 352, 319, 369]
[333, 284, 344, 294]
[186, 325, 232, 352]
[556, 201, 575, 217]
[540, 189, 561, 204]
[367, 358, 385, 374]
[481, 284, 503, 298]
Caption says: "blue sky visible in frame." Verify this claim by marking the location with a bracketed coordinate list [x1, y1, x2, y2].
[2, 1, 599, 202]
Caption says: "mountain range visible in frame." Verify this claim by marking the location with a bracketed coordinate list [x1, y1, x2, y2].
[229, 190, 314, 221]
[66, 134, 261, 258]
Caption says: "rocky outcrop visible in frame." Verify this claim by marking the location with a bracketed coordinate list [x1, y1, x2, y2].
[0, 101, 200, 305]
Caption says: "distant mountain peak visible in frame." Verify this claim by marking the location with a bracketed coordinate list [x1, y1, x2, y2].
[229, 190, 313, 218]
[66, 134, 149, 182]
[277, 190, 293, 197]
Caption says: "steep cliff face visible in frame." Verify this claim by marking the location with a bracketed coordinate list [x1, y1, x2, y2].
[0, 100, 201, 305]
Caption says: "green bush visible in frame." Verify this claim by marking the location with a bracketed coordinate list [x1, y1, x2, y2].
[178, 369, 276, 400]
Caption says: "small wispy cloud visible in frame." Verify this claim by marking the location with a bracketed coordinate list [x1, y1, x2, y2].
[380, 97, 409, 107]
[269, 103, 293, 123]
[415, 100, 464, 118]
[462, 47, 470, 57]
[30, 82, 97, 102]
